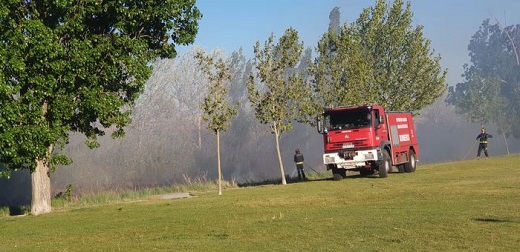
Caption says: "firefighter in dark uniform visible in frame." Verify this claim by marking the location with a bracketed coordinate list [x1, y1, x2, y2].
[476, 127, 492, 159]
[294, 149, 306, 181]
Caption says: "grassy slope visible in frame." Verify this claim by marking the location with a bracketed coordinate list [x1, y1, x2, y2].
[1, 155, 519, 251]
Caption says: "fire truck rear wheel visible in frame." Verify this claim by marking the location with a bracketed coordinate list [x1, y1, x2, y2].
[396, 164, 405, 173]
[379, 150, 390, 178]
[404, 150, 417, 173]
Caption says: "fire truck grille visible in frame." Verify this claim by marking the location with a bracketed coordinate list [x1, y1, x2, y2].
[331, 140, 368, 149]
[340, 150, 357, 160]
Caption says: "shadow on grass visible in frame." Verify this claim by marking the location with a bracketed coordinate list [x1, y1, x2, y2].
[237, 168, 412, 187]
[473, 217, 519, 223]
[237, 171, 400, 187]
[7, 205, 30, 216]
[237, 176, 319, 187]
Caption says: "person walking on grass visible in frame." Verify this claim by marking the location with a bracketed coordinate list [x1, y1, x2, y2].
[294, 149, 306, 181]
[476, 127, 492, 159]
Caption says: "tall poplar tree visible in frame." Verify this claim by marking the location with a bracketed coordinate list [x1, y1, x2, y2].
[196, 49, 238, 195]
[247, 27, 307, 185]
[311, 0, 446, 113]
[0, 1, 201, 215]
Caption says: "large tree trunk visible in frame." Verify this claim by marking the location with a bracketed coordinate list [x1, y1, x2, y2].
[31, 101, 53, 215]
[31, 144, 53, 215]
[31, 157, 52, 215]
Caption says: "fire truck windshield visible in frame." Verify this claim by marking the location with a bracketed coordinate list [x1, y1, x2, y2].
[324, 108, 372, 130]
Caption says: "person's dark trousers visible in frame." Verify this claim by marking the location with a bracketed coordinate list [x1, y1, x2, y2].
[297, 164, 306, 180]
[477, 143, 488, 157]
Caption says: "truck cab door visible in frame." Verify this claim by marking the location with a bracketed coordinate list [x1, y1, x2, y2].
[374, 109, 382, 133]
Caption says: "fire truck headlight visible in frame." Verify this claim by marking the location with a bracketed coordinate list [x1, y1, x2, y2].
[325, 156, 335, 163]
[364, 153, 374, 160]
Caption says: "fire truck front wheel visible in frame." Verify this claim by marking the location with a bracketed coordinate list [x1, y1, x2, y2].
[332, 166, 346, 181]
[378, 150, 390, 178]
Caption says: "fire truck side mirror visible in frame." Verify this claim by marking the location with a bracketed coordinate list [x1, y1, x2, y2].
[316, 115, 324, 134]
[379, 116, 384, 125]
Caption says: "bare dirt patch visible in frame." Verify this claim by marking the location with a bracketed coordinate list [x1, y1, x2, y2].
[151, 192, 192, 200]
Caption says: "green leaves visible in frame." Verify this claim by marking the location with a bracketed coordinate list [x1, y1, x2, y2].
[0, 1, 201, 172]
[447, 19, 520, 137]
[450, 75, 503, 124]
[311, 0, 446, 114]
[248, 27, 306, 135]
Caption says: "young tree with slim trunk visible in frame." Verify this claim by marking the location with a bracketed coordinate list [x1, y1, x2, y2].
[0, 1, 201, 215]
[247, 27, 308, 185]
[196, 49, 238, 195]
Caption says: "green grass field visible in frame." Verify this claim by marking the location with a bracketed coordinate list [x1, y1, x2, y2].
[1, 155, 519, 251]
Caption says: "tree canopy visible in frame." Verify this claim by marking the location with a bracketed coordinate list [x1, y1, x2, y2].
[0, 0, 201, 214]
[196, 50, 238, 135]
[447, 19, 520, 138]
[310, 0, 446, 114]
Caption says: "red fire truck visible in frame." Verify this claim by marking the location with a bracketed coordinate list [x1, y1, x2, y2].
[316, 105, 419, 180]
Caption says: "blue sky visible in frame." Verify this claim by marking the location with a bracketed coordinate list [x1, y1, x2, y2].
[178, 0, 520, 86]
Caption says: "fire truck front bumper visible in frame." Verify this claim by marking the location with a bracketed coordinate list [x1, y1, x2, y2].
[323, 149, 379, 169]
